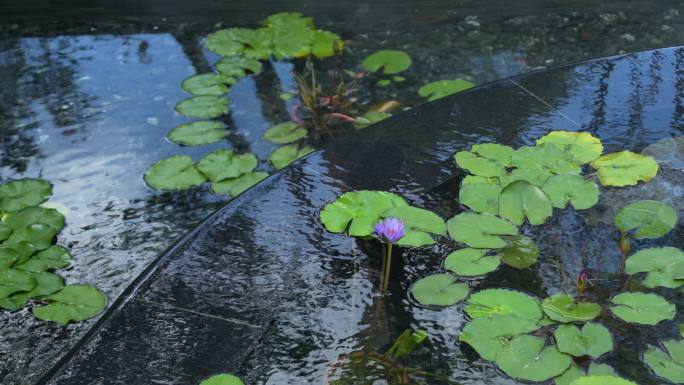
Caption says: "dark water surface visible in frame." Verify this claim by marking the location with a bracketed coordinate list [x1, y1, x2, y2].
[1, 1, 684, 384]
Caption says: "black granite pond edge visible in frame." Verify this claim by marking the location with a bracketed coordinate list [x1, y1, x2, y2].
[35, 47, 684, 385]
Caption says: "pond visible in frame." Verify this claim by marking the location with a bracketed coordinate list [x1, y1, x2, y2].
[1, 1, 684, 385]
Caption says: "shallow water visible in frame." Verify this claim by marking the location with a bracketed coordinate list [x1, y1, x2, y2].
[2, 1, 684, 384]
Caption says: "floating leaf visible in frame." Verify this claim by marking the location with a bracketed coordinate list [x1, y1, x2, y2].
[175, 96, 230, 119]
[444, 248, 500, 276]
[410, 273, 469, 306]
[590, 151, 659, 187]
[215, 56, 263, 78]
[459, 314, 540, 360]
[542, 174, 599, 210]
[625, 247, 684, 288]
[6, 223, 57, 250]
[200, 373, 245, 385]
[615, 200, 677, 239]
[14, 245, 71, 272]
[0, 268, 36, 299]
[0, 223, 10, 242]
[355, 112, 391, 129]
[500, 235, 539, 269]
[465, 288, 542, 322]
[459, 183, 501, 215]
[462, 175, 498, 185]
[0, 272, 64, 310]
[204, 28, 249, 56]
[32, 285, 106, 324]
[144, 156, 207, 191]
[167, 121, 226, 146]
[361, 50, 412, 74]
[269, 144, 314, 170]
[181, 73, 234, 96]
[554, 323, 613, 358]
[512, 143, 581, 175]
[570, 376, 638, 385]
[495, 335, 572, 382]
[263, 122, 307, 144]
[0, 242, 36, 268]
[6, 206, 64, 232]
[555, 363, 584, 385]
[542, 293, 601, 323]
[499, 180, 553, 226]
[382, 206, 446, 247]
[418, 79, 475, 101]
[447, 213, 517, 248]
[644, 339, 684, 384]
[197, 150, 258, 183]
[500, 165, 553, 187]
[211, 172, 268, 197]
[320, 191, 407, 237]
[610, 292, 675, 325]
[310, 30, 343, 58]
[0, 178, 52, 212]
[536, 131, 603, 164]
[455, 144, 514, 177]
[588, 363, 617, 377]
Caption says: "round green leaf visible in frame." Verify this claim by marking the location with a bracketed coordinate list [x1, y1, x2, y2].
[555, 363, 584, 385]
[0, 247, 20, 269]
[500, 165, 553, 187]
[615, 200, 677, 239]
[355, 112, 391, 129]
[210, 172, 268, 198]
[0, 271, 64, 310]
[200, 373, 245, 385]
[410, 273, 469, 306]
[167, 121, 226, 146]
[512, 143, 581, 175]
[269, 144, 314, 170]
[0, 178, 53, 212]
[465, 288, 542, 322]
[554, 323, 613, 358]
[320, 191, 408, 237]
[459, 183, 501, 215]
[418, 79, 474, 101]
[0, 268, 36, 299]
[499, 180, 553, 226]
[205, 28, 248, 56]
[590, 151, 659, 187]
[459, 314, 540, 360]
[444, 248, 500, 276]
[542, 293, 601, 323]
[588, 363, 618, 377]
[14, 245, 71, 272]
[382, 206, 446, 247]
[455, 144, 514, 177]
[625, 247, 684, 288]
[495, 335, 572, 382]
[569, 376, 638, 385]
[311, 30, 343, 58]
[144, 156, 207, 191]
[536, 131, 603, 164]
[361, 50, 412, 74]
[6, 206, 65, 232]
[610, 292, 675, 325]
[215, 56, 263, 78]
[447, 212, 518, 249]
[181, 73, 234, 96]
[542, 174, 599, 210]
[175, 96, 230, 119]
[0, 222, 10, 241]
[197, 150, 258, 183]
[32, 284, 107, 324]
[263, 122, 307, 144]
[0, 242, 37, 267]
[462, 175, 499, 185]
[500, 235, 539, 269]
[6, 223, 57, 250]
[644, 339, 684, 384]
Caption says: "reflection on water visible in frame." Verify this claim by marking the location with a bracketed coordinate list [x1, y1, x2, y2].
[2, 3, 684, 384]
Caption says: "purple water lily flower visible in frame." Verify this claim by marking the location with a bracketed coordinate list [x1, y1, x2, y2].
[374, 217, 405, 244]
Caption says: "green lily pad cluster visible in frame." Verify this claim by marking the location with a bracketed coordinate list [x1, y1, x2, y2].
[144, 151, 266, 198]
[361, 50, 412, 87]
[0, 178, 106, 324]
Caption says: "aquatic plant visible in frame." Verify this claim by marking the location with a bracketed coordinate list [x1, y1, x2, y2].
[374, 217, 404, 292]
[199, 373, 244, 385]
[361, 50, 412, 87]
[418, 79, 474, 101]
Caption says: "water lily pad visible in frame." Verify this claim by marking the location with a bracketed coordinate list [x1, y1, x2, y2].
[14, 245, 71, 272]
[455, 144, 514, 177]
[418, 79, 475, 101]
[167, 121, 226, 146]
[500, 235, 539, 269]
[542, 174, 599, 210]
[32, 285, 106, 324]
[181, 73, 234, 96]
[459, 314, 540, 360]
[462, 175, 499, 185]
[197, 150, 258, 183]
[512, 143, 581, 175]
[555, 363, 618, 385]
[269, 144, 314, 170]
[644, 339, 684, 384]
[554, 323, 613, 358]
[499, 180, 553, 226]
[200, 373, 245, 385]
[459, 183, 501, 215]
[615, 200, 677, 239]
[175, 96, 230, 119]
[210, 172, 268, 197]
[411, 273, 469, 306]
[465, 288, 542, 322]
[6, 206, 65, 232]
[447, 213, 518, 248]
[215, 56, 263, 78]
[361, 50, 412, 74]
[205, 28, 249, 56]
[0, 178, 52, 212]
[0, 223, 10, 241]
[144, 156, 207, 191]
[5, 223, 57, 250]
[610, 292, 675, 325]
[355, 112, 391, 129]
[536, 131, 603, 164]
[310, 30, 343, 58]
[0, 271, 64, 310]
[263, 122, 308, 144]
[444, 248, 500, 276]
[590, 151, 659, 186]
[320, 191, 408, 237]
[542, 293, 601, 323]
[495, 335, 572, 382]
[0, 268, 36, 299]
[625, 247, 684, 288]
[500, 165, 553, 187]
[0, 242, 37, 267]
[570, 376, 638, 385]
[382, 206, 446, 247]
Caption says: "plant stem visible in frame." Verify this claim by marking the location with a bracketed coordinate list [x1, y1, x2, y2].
[383, 243, 393, 293]
[619, 232, 631, 273]
[379, 243, 387, 291]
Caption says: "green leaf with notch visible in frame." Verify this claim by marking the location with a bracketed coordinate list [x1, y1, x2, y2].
[615, 200, 677, 239]
[167, 121, 226, 146]
[536, 131, 603, 164]
[499, 180, 553, 226]
[542, 293, 601, 323]
[320, 191, 408, 237]
[0, 178, 52, 212]
[263, 122, 307, 144]
[444, 248, 500, 276]
[175, 96, 230, 119]
[590, 151, 659, 187]
[144, 155, 207, 191]
[542, 174, 599, 210]
[447, 213, 518, 248]
[554, 323, 613, 358]
[411, 273, 469, 306]
[361, 50, 412, 74]
[610, 292, 675, 325]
